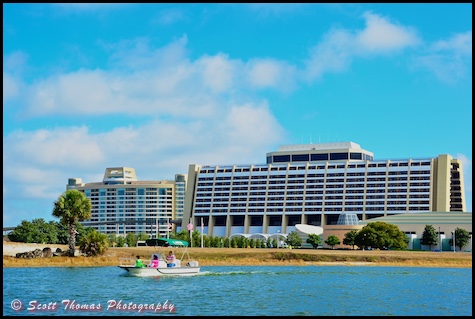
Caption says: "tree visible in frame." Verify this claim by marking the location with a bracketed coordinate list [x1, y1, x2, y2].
[55, 221, 85, 245]
[355, 222, 407, 250]
[325, 235, 341, 249]
[266, 237, 272, 248]
[191, 230, 201, 247]
[449, 228, 471, 251]
[33, 219, 59, 244]
[286, 231, 302, 248]
[107, 234, 117, 247]
[231, 237, 238, 248]
[420, 225, 438, 250]
[343, 230, 358, 250]
[116, 236, 126, 247]
[137, 232, 149, 241]
[79, 229, 109, 256]
[125, 233, 137, 247]
[52, 189, 92, 257]
[8, 219, 56, 244]
[306, 233, 322, 249]
[174, 229, 190, 243]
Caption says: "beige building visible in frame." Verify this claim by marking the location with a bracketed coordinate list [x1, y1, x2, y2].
[67, 167, 187, 237]
[317, 212, 472, 251]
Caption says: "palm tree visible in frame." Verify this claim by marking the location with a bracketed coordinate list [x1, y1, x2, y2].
[52, 189, 92, 257]
[79, 229, 108, 256]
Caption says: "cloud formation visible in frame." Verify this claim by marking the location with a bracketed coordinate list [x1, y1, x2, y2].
[305, 11, 421, 80]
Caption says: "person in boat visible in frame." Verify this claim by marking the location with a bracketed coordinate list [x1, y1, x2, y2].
[166, 251, 176, 267]
[148, 254, 159, 268]
[135, 255, 145, 268]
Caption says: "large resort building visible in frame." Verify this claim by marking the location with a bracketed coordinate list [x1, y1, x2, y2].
[68, 142, 470, 250]
[67, 167, 187, 237]
[182, 142, 467, 241]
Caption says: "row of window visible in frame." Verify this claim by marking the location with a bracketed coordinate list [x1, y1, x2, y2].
[198, 170, 431, 181]
[194, 206, 431, 214]
[200, 161, 432, 174]
[197, 177, 430, 187]
[199, 195, 430, 201]
[195, 200, 430, 207]
[197, 184, 431, 191]
[197, 186, 430, 196]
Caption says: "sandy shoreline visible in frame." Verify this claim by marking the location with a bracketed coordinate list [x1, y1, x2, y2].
[2, 242, 72, 256]
[3, 241, 472, 268]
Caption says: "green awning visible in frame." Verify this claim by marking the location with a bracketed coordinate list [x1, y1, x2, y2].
[146, 238, 189, 247]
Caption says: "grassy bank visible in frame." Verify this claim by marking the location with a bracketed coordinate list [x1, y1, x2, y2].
[3, 245, 472, 268]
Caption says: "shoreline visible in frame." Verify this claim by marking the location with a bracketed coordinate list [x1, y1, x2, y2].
[3, 242, 472, 268]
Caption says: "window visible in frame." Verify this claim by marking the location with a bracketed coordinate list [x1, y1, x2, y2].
[330, 152, 348, 160]
[350, 152, 362, 160]
[311, 153, 328, 161]
[292, 154, 310, 162]
[273, 155, 290, 163]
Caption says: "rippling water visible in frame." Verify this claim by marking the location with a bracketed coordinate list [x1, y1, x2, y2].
[3, 265, 472, 316]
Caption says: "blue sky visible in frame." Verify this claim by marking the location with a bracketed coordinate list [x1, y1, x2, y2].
[3, 3, 472, 228]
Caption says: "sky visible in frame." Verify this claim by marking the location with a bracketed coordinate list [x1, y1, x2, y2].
[3, 3, 472, 228]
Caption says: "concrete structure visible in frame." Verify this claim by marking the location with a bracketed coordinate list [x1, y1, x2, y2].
[183, 142, 467, 240]
[67, 167, 187, 237]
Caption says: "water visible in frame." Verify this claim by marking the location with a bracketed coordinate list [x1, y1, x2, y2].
[3, 266, 472, 316]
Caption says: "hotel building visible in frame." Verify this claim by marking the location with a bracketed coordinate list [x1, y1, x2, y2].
[67, 167, 187, 237]
[182, 142, 466, 238]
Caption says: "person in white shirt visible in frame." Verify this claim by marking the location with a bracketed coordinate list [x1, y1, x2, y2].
[166, 250, 176, 267]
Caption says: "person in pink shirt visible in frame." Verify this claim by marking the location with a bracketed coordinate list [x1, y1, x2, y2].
[149, 254, 159, 268]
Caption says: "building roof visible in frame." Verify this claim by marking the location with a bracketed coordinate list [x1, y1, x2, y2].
[277, 142, 361, 151]
[295, 224, 324, 235]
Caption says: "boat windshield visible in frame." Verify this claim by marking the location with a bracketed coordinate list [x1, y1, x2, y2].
[151, 253, 166, 261]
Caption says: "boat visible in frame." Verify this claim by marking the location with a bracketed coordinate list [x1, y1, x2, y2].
[118, 246, 200, 277]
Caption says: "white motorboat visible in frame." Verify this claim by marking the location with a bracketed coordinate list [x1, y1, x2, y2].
[118, 249, 200, 277]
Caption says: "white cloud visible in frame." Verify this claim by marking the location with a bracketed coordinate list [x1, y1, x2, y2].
[305, 11, 420, 80]
[3, 99, 284, 221]
[153, 8, 184, 25]
[245, 3, 309, 17]
[305, 28, 355, 80]
[196, 53, 236, 93]
[431, 31, 472, 55]
[3, 127, 104, 168]
[53, 3, 129, 12]
[411, 31, 472, 84]
[106, 36, 189, 71]
[245, 59, 297, 92]
[356, 12, 420, 53]
[3, 51, 28, 103]
[20, 36, 300, 118]
[3, 73, 20, 103]
[3, 51, 29, 73]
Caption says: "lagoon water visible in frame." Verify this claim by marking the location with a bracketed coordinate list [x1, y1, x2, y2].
[3, 265, 472, 316]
